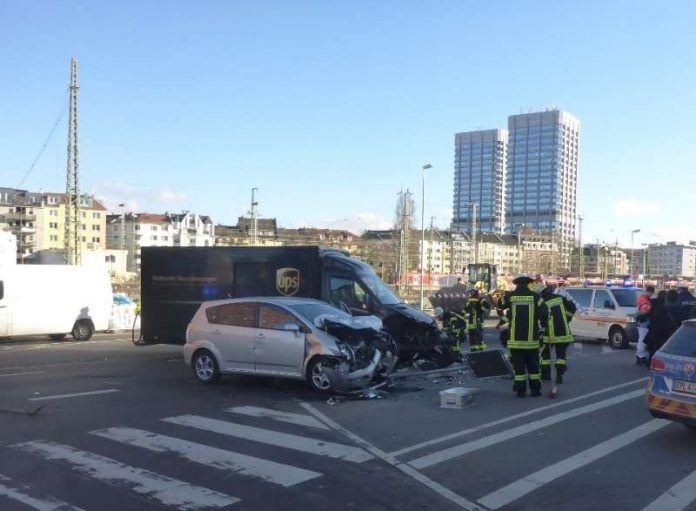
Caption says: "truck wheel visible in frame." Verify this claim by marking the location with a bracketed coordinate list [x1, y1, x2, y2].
[608, 326, 629, 350]
[72, 320, 94, 342]
[306, 358, 332, 393]
[192, 349, 221, 384]
[49, 334, 67, 341]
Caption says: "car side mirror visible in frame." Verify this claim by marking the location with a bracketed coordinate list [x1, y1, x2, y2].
[603, 300, 615, 310]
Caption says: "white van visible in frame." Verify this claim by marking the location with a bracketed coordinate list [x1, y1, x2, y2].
[563, 286, 641, 349]
[0, 265, 113, 341]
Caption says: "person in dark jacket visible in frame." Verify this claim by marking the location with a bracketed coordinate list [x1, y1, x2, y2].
[539, 284, 577, 383]
[674, 285, 696, 325]
[645, 290, 678, 361]
[498, 275, 547, 397]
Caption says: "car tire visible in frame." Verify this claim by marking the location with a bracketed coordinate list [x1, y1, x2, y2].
[72, 320, 94, 342]
[608, 326, 629, 350]
[306, 358, 333, 393]
[192, 349, 221, 384]
[49, 334, 67, 341]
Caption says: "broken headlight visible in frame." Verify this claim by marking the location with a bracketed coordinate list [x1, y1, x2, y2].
[336, 342, 354, 361]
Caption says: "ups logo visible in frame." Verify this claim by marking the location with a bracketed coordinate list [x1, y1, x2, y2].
[276, 267, 300, 296]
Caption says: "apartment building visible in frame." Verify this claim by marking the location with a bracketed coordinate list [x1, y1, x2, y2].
[106, 211, 215, 272]
[648, 242, 696, 278]
[0, 188, 106, 262]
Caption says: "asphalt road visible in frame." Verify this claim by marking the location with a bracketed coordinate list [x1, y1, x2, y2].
[1, 328, 695, 511]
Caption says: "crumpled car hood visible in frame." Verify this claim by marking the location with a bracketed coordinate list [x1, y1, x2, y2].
[314, 314, 383, 335]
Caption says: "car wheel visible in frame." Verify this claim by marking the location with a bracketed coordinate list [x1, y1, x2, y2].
[608, 326, 629, 350]
[72, 320, 94, 342]
[49, 334, 67, 341]
[192, 350, 220, 384]
[307, 358, 332, 393]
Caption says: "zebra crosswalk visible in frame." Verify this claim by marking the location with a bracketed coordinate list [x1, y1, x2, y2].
[388, 380, 696, 511]
[1, 405, 374, 510]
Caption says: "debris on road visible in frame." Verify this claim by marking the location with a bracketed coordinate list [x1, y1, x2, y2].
[0, 405, 45, 417]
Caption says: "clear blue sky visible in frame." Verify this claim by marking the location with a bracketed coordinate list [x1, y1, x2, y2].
[1, 1, 694, 246]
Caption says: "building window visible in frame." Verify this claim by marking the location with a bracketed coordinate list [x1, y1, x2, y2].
[92, 225, 101, 231]
[50, 235, 58, 242]
[93, 212, 101, 219]
[81, 236, 86, 242]
[151, 225, 158, 231]
[49, 209, 58, 217]
[81, 224, 87, 231]
[48, 196, 58, 205]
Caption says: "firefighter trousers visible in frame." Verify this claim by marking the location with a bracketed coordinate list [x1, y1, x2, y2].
[540, 343, 569, 378]
[468, 328, 487, 351]
[510, 348, 541, 395]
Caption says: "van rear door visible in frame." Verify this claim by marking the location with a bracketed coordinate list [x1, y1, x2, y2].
[0, 279, 8, 336]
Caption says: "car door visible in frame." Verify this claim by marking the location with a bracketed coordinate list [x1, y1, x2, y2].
[206, 302, 257, 373]
[0, 279, 9, 336]
[565, 288, 593, 338]
[591, 289, 616, 338]
[253, 303, 306, 376]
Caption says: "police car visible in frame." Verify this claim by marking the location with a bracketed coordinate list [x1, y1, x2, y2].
[646, 320, 696, 430]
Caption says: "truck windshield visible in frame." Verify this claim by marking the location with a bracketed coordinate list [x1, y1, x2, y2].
[359, 273, 401, 305]
[287, 303, 351, 324]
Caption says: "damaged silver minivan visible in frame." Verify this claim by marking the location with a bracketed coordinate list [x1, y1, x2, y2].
[183, 297, 397, 392]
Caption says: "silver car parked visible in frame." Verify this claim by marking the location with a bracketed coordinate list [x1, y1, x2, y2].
[184, 297, 397, 392]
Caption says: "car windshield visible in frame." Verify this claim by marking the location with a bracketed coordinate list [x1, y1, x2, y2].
[612, 289, 641, 307]
[287, 303, 351, 324]
[660, 325, 696, 357]
[358, 272, 402, 305]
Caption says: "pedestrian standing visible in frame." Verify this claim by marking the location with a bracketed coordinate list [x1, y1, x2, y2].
[645, 290, 678, 362]
[466, 289, 487, 351]
[539, 284, 577, 383]
[634, 285, 655, 366]
[499, 274, 547, 397]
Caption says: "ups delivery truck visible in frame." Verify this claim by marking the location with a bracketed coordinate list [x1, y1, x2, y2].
[140, 246, 454, 367]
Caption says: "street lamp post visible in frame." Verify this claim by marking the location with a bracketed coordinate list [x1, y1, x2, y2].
[420, 163, 433, 310]
[630, 228, 641, 281]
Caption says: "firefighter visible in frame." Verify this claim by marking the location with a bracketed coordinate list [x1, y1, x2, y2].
[499, 274, 547, 397]
[443, 310, 466, 358]
[496, 291, 512, 348]
[466, 289, 487, 351]
[539, 284, 576, 383]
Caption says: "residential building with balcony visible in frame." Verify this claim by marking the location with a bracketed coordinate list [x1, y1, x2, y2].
[106, 211, 215, 272]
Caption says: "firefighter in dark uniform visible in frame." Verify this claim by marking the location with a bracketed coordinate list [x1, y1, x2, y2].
[441, 308, 467, 357]
[466, 289, 487, 351]
[499, 274, 547, 397]
[539, 284, 576, 383]
[496, 291, 512, 348]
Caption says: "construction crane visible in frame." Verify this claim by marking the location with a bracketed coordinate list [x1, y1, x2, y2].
[65, 57, 81, 265]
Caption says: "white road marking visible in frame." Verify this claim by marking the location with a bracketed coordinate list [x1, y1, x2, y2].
[92, 427, 320, 487]
[0, 370, 44, 378]
[478, 419, 669, 510]
[163, 415, 373, 463]
[225, 406, 330, 430]
[0, 473, 85, 511]
[11, 441, 239, 509]
[28, 389, 120, 401]
[299, 401, 485, 511]
[408, 388, 645, 469]
[573, 342, 584, 351]
[642, 467, 696, 511]
[390, 377, 647, 457]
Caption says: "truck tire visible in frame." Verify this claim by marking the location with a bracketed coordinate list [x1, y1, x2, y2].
[608, 326, 629, 350]
[192, 349, 221, 384]
[306, 358, 332, 393]
[49, 334, 67, 341]
[72, 320, 94, 342]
